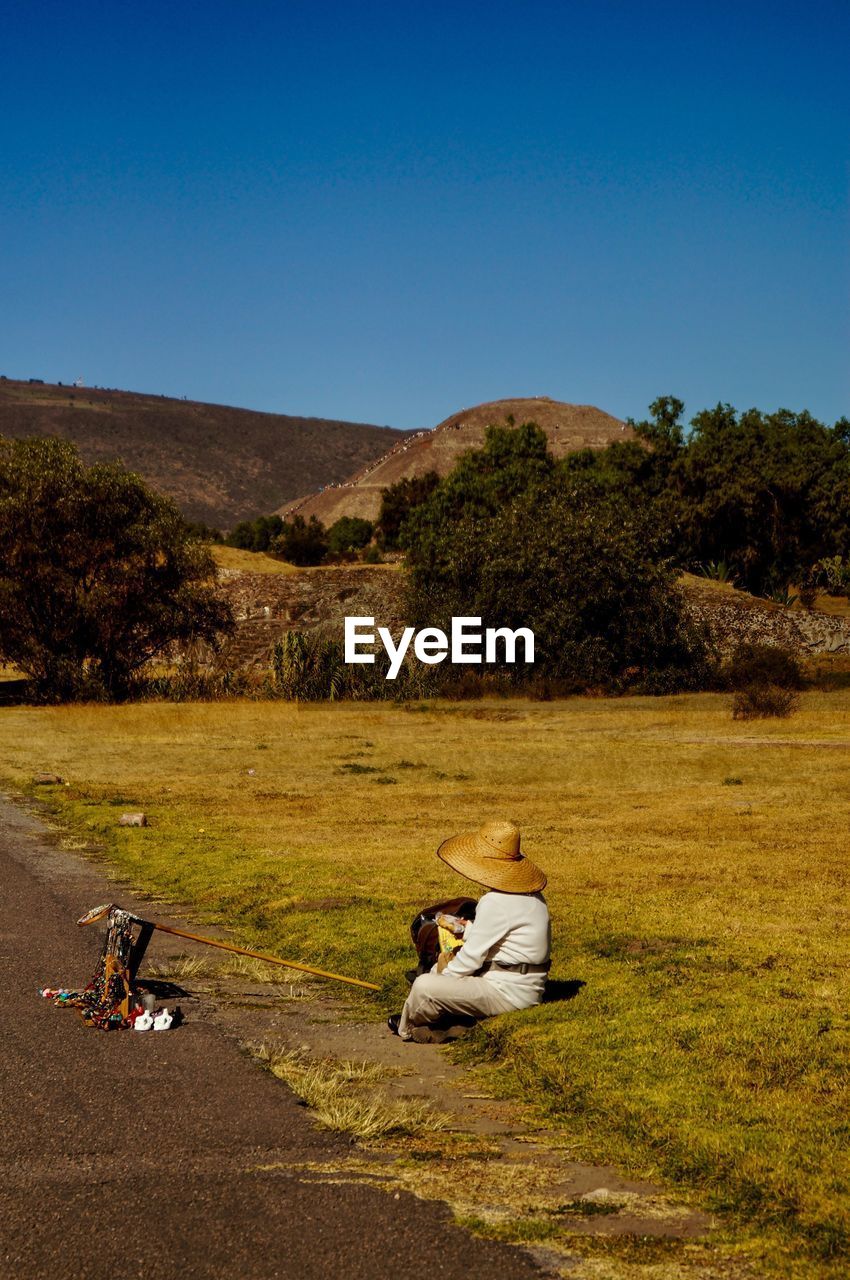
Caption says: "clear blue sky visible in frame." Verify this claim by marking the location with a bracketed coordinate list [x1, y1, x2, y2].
[2, 1, 847, 429]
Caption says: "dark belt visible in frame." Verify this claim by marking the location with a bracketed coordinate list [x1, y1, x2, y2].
[477, 960, 551, 975]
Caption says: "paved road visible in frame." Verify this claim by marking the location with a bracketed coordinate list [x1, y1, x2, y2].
[0, 796, 543, 1280]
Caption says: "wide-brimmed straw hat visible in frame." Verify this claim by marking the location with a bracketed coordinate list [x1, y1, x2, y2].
[437, 820, 547, 893]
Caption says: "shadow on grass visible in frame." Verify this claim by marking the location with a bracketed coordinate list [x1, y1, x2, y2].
[543, 978, 586, 1004]
[0, 678, 30, 705]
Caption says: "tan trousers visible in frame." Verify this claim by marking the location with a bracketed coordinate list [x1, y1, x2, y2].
[397, 972, 519, 1040]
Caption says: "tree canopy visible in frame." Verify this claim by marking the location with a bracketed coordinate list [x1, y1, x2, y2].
[677, 404, 850, 594]
[327, 515, 374, 555]
[402, 422, 707, 691]
[225, 513, 283, 551]
[0, 437, 232, 700]
[376, 470, 440, 549]
[272, 514, 328, 565]
[561, 397, 850, 596]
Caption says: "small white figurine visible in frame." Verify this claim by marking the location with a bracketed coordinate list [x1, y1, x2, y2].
[133, 1009, 154, 1032]
[153, 1007, 173, 1031]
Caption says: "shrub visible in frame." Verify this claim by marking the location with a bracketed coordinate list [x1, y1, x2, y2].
[798, 571, 818, 610]
[142, 666, 249, 701]
[272, 515, 328, 566]
[438, 670, 515, 700]
[732, 684, 799, 720]
[226, 520, 258, 549]
[268, 631, 440, 701]
[697, 559, 737, 584]
[725, 643, 804, 691]
[184, 520, 223, 543]
[327, 516, 373, 555]
[764, 584, 799, 608]
[526, 674, 586, 701]
[271, 631, 346, 700]
[225, 514, 284, 551]
[812, 554, 850, 596]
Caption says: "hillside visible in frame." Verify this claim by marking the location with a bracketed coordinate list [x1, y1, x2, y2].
[0, 378, 408, 529]
[280, 396, 632, 525]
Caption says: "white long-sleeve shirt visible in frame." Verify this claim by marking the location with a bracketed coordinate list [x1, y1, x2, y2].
[443, 890, 551, 1009]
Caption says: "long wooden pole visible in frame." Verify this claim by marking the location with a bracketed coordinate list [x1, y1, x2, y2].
[146, 921, 381, 991]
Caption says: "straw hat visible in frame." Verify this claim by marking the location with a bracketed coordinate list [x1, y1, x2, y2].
[437, 820, 547, 893]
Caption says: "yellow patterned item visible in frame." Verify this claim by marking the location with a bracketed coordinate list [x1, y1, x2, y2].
[437, 926, 464, 954]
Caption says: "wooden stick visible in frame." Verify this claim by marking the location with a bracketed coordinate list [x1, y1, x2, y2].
[146, 921, 380, 991]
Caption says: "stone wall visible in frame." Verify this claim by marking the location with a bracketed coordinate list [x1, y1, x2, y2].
[213, 567, 407, 668]
[681, 578, 850, 657]
[204, 566, 850, 671]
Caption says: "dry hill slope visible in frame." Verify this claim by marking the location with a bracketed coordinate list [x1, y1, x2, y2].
[0, 378, 409, 529]
[280, 397, 631, 525]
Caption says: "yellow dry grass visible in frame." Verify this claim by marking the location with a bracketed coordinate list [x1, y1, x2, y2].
[211, 545, 298, 574]
[809, 592, 850, 620]
[253, 1044, 448, 1138]
[211, 544, 400, 575]
[1, 693, 848, 1274]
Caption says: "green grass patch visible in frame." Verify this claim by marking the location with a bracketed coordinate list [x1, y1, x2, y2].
[2, 694, 850, 1275]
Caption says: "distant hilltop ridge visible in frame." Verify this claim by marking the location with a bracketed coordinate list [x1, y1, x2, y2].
[280, 397, 631, 526]
[0, 377, 409, 529]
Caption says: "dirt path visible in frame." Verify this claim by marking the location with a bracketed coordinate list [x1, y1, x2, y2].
[0, 795, 544, 1280]
[1, 793, 728, 1279]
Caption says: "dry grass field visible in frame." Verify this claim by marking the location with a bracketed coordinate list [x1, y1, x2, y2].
[210, 545, 402, 573]
[211, 545, 299, 574]
[1, 693, 848, 1276]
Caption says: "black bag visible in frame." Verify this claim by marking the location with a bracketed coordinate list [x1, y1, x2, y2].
[410, 896, 478, 975]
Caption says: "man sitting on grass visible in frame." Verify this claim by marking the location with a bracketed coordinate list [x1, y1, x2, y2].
[388, 820, 551, 1044]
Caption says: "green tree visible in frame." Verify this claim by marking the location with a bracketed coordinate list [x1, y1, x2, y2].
[563, 397, 850, 596]
[561, 395, 687, 557]
[226, 520, 257, 549]
[183, 519, 223, 543]
[225, 513, 283, 550]
[402, 422, 555, 566]
[327, 515, 374, 555]
[253, 514, 284, 551]
[632, 394, 686, 452]
[404, 422, 706, 690]
[376, 470, 440, 549]
[0, 437, 233, 701]
[675, 406, 850, 594]
[273, 514, 328, 565]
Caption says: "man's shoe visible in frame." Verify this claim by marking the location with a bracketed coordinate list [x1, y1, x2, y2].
[387, 1014, 402, 1036]
[410, 1022, 473, 1045]
[409, 1026, 445, 1044]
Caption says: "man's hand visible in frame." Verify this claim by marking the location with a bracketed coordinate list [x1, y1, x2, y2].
[436, 912, 467, 936]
